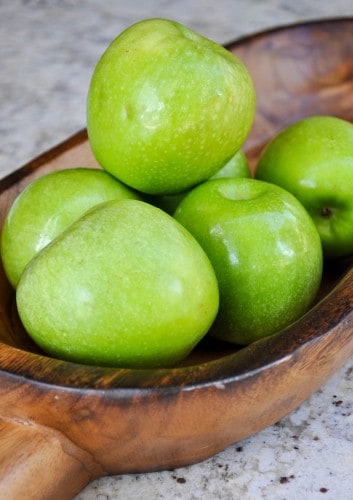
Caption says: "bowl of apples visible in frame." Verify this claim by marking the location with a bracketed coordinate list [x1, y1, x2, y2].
[0, 17, 353, 500]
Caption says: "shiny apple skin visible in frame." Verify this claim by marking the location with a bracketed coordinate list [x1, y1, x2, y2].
[174, 178, 323, 345]
[16, 199, 219, 368]
[255, 116, 353, 259]
[87, 18, 255, 195]
[1, 168, 140, 288]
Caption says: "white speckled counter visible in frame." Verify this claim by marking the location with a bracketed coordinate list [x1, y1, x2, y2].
[1, 1, 353, 499]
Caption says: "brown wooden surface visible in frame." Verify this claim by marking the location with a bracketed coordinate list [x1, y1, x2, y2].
[0, 17, 353, 499]
[229, 17, 353, 170]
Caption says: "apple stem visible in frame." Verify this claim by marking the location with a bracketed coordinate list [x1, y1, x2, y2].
[320, 207, 334, 218]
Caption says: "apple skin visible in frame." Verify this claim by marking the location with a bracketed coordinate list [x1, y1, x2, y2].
[209, 149, 250, 181]
[87, 18, 255, 195]
[16, 199, 219, 368]
[255, 115, 353, 259]
[1, 168, 140, 288]
[146, 149, 251, 214]
[174, 178, 323, 345]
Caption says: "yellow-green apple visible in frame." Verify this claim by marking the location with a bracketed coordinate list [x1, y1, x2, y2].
[16, 199, 219, 368]
[174, 177, 323, 345]
[1, 168, 140, 287]
[87, 18, 255, 195]
[210, 149, 250, 181]
[255, 115, 353, 259]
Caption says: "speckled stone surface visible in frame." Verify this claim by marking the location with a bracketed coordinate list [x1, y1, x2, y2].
[1, 1, 353, 499]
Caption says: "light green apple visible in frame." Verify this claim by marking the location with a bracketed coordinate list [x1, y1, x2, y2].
[16, 199, 219, 368]
[87, 18, 255, 195]
[209, 149, 250, 181]
[174, 177, 323, 345]
[146, 149, 251, 214]
[255, 115, 353, 259]
[1, 168, 140, 288]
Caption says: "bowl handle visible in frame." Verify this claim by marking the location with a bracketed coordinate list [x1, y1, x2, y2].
[0, 417, 103, 499]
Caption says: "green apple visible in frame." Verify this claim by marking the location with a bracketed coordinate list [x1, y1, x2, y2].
[255, 115, 353, 259]
[146, 149, 251, 214]
[87, 18, 255, 195]
[1, 168, 140, 288]
[16, 199, 219, 368]
[210, 149, 250, 181]
[174, 178, 323, 345]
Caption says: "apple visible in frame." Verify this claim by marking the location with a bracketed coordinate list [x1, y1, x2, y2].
[87, 18, 255, 195]
[255, 115, 353, 259]
[1, 168, 140, 288]
[16, 199, 219, 368]
[174, 177, 323, 345]
[210, 149, 250, 181]
[146, 149, 251, 214]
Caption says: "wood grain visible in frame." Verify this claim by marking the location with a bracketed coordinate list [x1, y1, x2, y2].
[228, 18, 353, 170]
[0, 17, 352, 499]
[0, 419, 103, 500]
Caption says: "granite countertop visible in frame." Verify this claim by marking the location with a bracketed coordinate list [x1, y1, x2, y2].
[1, 1, 353, 499]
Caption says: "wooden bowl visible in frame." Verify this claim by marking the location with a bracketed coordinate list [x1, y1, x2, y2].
[1, 18, 353, 499]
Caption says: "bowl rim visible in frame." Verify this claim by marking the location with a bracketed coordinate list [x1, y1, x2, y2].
[224, 15, 353, 53]
[0, 261, 352, 393]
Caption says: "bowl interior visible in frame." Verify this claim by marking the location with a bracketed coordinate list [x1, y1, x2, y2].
[0, 17, 352, 389]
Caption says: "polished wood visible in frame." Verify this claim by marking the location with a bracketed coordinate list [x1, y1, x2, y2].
[0, 18, 352, 499]
[230, 18, 353, 170]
